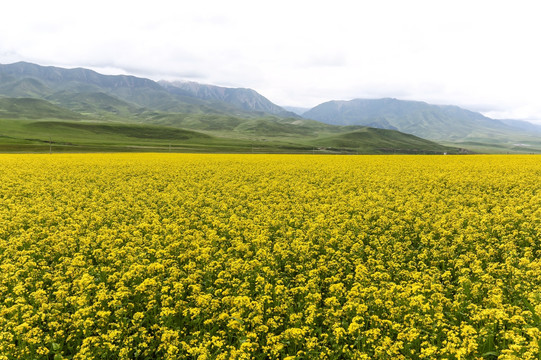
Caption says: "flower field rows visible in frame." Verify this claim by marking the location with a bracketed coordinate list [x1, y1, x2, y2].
[1, 154, 540, 359]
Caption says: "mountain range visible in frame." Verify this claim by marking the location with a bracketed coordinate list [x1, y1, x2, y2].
[0, 62, 293, 118]
[0, 61, 540, 153]
[303, 98, 541, 141]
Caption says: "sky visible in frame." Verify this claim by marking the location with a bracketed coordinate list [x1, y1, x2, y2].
[1, 0, 541, 122]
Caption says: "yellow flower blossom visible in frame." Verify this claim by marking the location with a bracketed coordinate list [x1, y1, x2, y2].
[0, 153, 540, 358]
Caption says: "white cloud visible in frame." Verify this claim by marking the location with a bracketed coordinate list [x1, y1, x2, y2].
[1, 0, 541, 122]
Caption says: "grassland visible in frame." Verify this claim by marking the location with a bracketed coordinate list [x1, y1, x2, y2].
[0, 115, 459, 154]
[0, 119, 301, 154]
[1, 94, 537, 154]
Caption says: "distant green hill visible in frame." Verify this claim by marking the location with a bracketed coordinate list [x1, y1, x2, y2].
[0, 62, 214, 114]
[0, 98, 82, 119]
[139, 111, 338, 137]
[302, 98, 541, 142]
[0, 62, 295, 118]
[0, 118, 251, 153]
[312, 127, 459, 154]
[0, 116, 464, 154]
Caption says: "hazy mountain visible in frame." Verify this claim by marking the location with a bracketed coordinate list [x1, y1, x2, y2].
[302, 98, 535, 141]
[499, 119, 541, 133]
[0, 62, 201, 113]
[282, 106, 311, 116]
[159, 80, 298, 118]
[0, 62, 296, 118]
[0, 61, 161, 93]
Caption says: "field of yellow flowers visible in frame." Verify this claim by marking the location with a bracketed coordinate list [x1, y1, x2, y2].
[1, 153, 540, 359]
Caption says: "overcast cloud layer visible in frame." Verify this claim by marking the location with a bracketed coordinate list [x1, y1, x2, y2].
[1, 0, 540, 122]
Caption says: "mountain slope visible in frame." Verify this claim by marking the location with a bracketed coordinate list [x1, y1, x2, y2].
[302, 98, 533, 141]
[0, 98, 82, 119]
[499, 119, 541, 134]
[0, 62, 210, 113]
[45, 91, 144, 117]
[313, 127, 459, 154]
[0, 62, 162, 91]
[139, 111, 338, 137]
[0, 77, 54, 98]
[159, 80, 298, 118]
[0, 62, 297, 119]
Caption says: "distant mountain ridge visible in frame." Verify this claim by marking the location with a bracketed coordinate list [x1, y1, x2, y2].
[302, 98, 541, 141]
[0, 61, 161, 91]
[0, 62, 296, 118]
[0, 62, 206, 114]
[159, 80, 298, 118]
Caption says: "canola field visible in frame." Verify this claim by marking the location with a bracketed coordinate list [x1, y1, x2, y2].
[1, 153, 540, 360]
